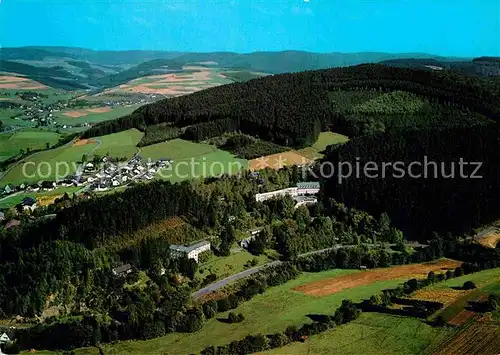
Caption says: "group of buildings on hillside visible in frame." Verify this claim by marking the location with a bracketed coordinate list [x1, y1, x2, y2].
[110, 181, 320, 277]
[80, 155, 172, 191]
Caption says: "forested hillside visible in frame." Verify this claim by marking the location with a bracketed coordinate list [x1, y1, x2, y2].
[322, 124, 500, 239]
[83, 64, 500, 146]
[80, 64, 500, 240]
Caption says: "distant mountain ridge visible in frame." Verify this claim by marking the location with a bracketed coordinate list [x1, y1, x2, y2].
[0, 46, 496, 91]
[381, 57, 500, 77]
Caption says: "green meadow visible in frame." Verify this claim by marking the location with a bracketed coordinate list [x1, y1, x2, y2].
[298, 131, 349, 160]
[0, 129, 61, 161]
[140, 138, 247, 182]
[93, 129, 144, 159]
[90, 269, 423, 355]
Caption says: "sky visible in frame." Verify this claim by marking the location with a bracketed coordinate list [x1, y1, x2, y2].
[1, 0, 499, 57]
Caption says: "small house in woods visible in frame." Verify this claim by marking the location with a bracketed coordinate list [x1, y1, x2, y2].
[170, 241, 211, 262]
[112, 264, 132, 276]
[0, 332, 10, 345]
[2, 184, 14, 195]
[240, 227, 264, 248]
[21, 197, 37, 212]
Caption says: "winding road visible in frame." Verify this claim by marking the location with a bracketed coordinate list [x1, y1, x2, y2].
[191, 242, 427, 299]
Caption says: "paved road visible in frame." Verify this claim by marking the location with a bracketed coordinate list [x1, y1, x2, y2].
[192, 260, 282, 299]
[191, 242, 428, 299]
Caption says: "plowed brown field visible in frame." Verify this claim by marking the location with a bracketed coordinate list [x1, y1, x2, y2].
[448, 310, 477, 326]
[294, 259, 461, 296]
[431, 322, 500, 355]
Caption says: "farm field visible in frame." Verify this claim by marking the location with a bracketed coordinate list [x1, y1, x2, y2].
[430, 321, 500, 355]
[0, 75, 47, 90]
[140, 139, 247, 181]
[298, 131, 349, 160]
[248, 150, 311, 171]
[91, 266, 438, 355]
[294, 259, 461, 296]
[0, 129, 61, 161]
[416, 268, 500, 323]
[54, 105, 140, 125]
[106, 66, 234, 97]
[260, 313, 453, 355]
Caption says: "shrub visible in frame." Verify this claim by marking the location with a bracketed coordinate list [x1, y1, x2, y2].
[202, 303, 217, 319]
[462, 281, 476, 290]
[227, 312, 245, 323]
[2, 342, 20, 354]
[217, 298, 231, 312]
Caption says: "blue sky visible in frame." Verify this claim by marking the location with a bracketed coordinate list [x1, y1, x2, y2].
[1, 0, 499, 56]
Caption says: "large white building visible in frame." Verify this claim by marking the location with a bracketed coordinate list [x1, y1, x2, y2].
[254, 182, 320, 202]
[255, 187, 298, 202]
[170, 240, 211, 262]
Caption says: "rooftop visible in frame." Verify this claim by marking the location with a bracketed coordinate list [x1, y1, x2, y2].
[170, 240, 210, 253]
[297, 181, 320, 189]
[113, 263, 132, 274]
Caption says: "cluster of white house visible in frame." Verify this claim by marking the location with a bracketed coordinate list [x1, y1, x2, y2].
[254, 181, 320, 203]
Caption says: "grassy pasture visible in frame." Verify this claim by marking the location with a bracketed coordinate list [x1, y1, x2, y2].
[0, 141, 96, 186]
[298, 131, 349, 160]
[93, 129, 143, 159]
[196, 250, 270, 282]
[140, 139, 247, 182]
[260, 313, 453, 355]
[0, 129, 61, 161]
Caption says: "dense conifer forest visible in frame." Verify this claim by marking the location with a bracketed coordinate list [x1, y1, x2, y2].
[83, 64, 500, 145]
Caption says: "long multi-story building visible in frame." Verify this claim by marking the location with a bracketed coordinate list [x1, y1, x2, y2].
[254, 181, 320, 202]
[169, 240, 211, 262]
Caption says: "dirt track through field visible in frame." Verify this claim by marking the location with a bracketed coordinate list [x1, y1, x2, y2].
[294, 259, 462, 296]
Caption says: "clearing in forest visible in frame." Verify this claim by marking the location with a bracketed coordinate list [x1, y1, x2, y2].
[248, 150, 311, 171]
[474, 227, 500, 248]
[294, 259, 461, 296]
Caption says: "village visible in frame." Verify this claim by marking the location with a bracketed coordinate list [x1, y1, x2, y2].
[1, 90, 159, 131]
[0, 154, 173, 216]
